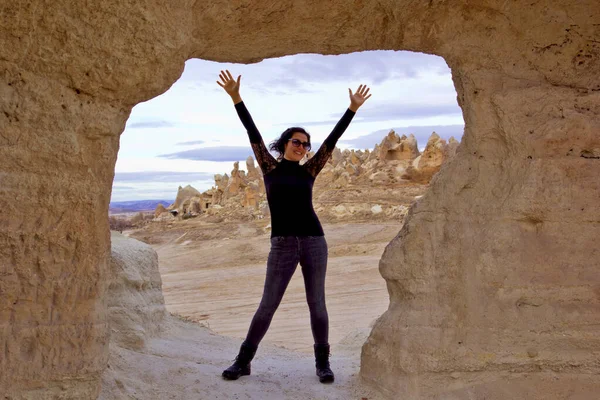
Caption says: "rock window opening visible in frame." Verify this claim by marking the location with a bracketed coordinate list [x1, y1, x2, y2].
[108, 50, 462, 352]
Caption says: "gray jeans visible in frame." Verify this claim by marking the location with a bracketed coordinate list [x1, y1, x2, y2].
[245, 236, 329, 347]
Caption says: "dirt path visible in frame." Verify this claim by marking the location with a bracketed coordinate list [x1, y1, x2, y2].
[101, 225, 396, 400]
[100, 315, 387, 400]
[140, 222, 400, 353]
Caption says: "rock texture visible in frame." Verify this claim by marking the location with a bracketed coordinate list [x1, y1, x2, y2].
[403, 132, 457, 183]
[170, 185, 202, 211]
[107, 232, 167, 351]
[154, 203, 167, 217]
[1, 1, 599, 399]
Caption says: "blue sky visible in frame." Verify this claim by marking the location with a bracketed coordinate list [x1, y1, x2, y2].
[112, 50, 464, 202]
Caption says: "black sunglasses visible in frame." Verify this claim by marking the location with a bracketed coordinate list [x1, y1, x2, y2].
[288, 138, 311, 151]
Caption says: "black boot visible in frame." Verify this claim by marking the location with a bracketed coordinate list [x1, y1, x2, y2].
[314, 343, 335, 383]
[222, 341, 257, 380]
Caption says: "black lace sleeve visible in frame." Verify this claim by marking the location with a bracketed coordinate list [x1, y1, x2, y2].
[234, 101, 277, 175]
[304, 108, 356, 178]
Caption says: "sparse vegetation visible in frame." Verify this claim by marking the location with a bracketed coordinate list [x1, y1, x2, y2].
[109, 216, 132, 233]
[109, 212, 154, 232]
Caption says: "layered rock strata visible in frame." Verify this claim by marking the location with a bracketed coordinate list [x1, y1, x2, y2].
[1, 1, 599, 399]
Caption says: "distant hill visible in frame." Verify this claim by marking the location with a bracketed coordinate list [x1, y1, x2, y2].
[109, 200, 173, 214]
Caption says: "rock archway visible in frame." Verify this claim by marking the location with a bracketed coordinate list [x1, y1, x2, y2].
[1, 1, 598, 398]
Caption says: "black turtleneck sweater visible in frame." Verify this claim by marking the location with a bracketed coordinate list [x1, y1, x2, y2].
[235, 101, 355, 237]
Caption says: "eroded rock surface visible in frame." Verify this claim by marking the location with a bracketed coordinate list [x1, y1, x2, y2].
[107, 232, 167, 351]
[1, 1, 599, 399]
[170, 185, 202, 211]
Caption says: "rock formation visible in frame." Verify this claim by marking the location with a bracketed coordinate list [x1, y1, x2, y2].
[154, 203, 167, 217]
[170, 185, 202, 211]
[106, 232, 167, 351]
[377, 131, 420, 161]
[246, 155, 261, 181]
[165, 131, 454, 223]
[1, 1, 598, 399]
[225, 161, 245, 196]
[316, 131, 451, 189]
[417, 132, 445, 170]
[100, 233, 168, 396]
[403, 132, 457, 183]
[243, 183, 260, 210]
[446, 136, 460, 159]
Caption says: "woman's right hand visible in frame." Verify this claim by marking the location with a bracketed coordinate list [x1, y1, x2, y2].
[217, 70, 242, 102]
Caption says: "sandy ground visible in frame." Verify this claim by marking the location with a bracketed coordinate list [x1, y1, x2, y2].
[100, 314, 387, 400]
[143, 221, 400, 353]
[102, 221, 401, 399]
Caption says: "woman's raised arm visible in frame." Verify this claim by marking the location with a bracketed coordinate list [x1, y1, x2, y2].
[305, 85, 372, 178]
[217, 70, 276, 174]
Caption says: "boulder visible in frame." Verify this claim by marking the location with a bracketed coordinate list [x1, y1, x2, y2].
[170, 185, 202, 211]
[106, 232, 167, 351]
[154, 203, 167, 217]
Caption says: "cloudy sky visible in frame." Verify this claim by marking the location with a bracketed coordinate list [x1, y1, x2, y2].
[112, 50, 464, 202]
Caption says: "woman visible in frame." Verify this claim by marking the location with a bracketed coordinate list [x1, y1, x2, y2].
[217, 70, 371, 383]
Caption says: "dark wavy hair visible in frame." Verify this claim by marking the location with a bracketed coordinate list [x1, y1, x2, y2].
[269, 127, 311, 159]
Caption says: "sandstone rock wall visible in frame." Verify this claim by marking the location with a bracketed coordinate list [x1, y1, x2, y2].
[1, 1, 599, 399]
[107, 232, 167, 351]
[360, 7, 600, 398]
[1, 3, 190, 397]
[100, 233, 169, 398]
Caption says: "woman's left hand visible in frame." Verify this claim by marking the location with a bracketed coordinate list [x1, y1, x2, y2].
[348, 84, 372, 112]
